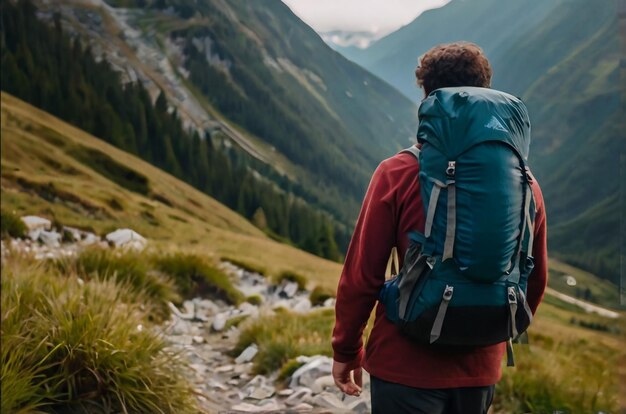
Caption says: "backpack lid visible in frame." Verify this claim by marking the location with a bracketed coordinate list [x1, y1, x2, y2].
[417, 87, 531, 160]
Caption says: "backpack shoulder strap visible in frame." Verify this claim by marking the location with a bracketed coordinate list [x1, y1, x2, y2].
[400, 145, 420, 160]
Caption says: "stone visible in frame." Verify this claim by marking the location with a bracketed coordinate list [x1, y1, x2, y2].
[238, 302, 259, 317]
[255, 399, 283, 411]
[212, 313, 227, 332]
[292, 298, 312, 313]
[284, 387, 313, 406]
[292, 402, 314, 412]
[311, 375, 335, 394]
[38, 230, 61, 247]
[323, 297, 336, 308]
[235, 343, 258, 364]
[311, 392, 346, 410]
[170, 318, 192, 336]
[215, 364, 234, 373]
[168, 302, 194, 320]
[289, 356, 333, 389]
[347, 398, 371, 413]
[192, 335, 204, 344]
[279, 281, 299, 298]
[230, 402, 263, 412]
[21, 216, 51, 231]
[277, 388, 295, 397]
[104, 228, 146, 250]
[248, 385, 275, 400]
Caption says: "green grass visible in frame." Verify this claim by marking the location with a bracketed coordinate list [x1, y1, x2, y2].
[1, 255, 197, 413]
[309, 285, 336, 307]
[52, 248, 179, 321]
[153, 252, 243, 305]
[496, 332, 619, 413]
[0, 208, 27, 239]
[233, 308, 334, 374]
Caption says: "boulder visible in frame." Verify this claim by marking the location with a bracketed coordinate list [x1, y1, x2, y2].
[105, 228, 146, 250]
[212, 313, 228, 332]
[311, 392, 346, 410]
[292, 298, 312, 313]
[38, 230, 61, 248]
[347, 398, 371, 413]
[284, 387, 313, 407]
[21, 216, 51, 232]
[311, 375, 335, 394]
[278, 280, 299, 298]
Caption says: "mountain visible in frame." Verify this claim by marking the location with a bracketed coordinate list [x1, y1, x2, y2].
[340, 0, 623, 285]
[33, 0, 417, 231]
[345, 0, 560, 101]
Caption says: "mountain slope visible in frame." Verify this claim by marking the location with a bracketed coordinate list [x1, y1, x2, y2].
[346, 0, 559, 101]
[34, 0, 417, 232]
[0, 92, 344, 287]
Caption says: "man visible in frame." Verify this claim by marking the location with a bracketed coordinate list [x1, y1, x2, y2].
[331, 42, 548, 414]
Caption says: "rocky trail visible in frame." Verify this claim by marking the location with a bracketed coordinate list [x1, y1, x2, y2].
[161, 261, 372, 413]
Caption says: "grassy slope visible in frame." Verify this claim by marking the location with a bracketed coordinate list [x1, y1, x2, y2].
[0, 92, 342, 288]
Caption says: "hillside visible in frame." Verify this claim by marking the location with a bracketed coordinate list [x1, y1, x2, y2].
[0, 92, 343, 288]
[345, 0, 559, 101]
[30, 0, 417, 238]
[340, 0, 622, 285]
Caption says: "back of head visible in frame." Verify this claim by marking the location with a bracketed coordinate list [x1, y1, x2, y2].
[415, 42, 493, 97]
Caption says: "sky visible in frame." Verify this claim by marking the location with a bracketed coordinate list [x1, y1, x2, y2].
[281, 0, 450, 37]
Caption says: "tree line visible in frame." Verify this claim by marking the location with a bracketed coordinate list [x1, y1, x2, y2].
[0, 0, 345, 260]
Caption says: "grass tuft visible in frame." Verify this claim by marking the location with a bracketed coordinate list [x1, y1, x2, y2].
[0, 209, 27, 239]
[1, 256, 197, 413]
[309, 285, 336, 307]
[154, 252, 243, 305]
[234, 308, 334, 374]
[272, 270, 307, 291]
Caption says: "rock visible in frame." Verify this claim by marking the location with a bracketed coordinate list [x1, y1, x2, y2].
[289, 356, 333, 389]
[292, 298, 312, 313]
[215, 364, 234, 373]
[323, 298, 336, 308]
[212, 313, 228, 331]
[277, 388, 295, 397]
[279, 281, 299, 298]
[284, 387, 313, 406]
[193, 298, 220, 317]
[238, 302, 259, 317]
[104, 228, 146, 250]
[311, 375, 335, 394]
[168, 302, 194, 320]
[347, 398, 371, 413]
[38, 230, 61, 247]
[230, 402, 263, 412]
[170, 318, 192, 336]
[311, 391, 346, 410]
[80, 232, 100, 246]
[292, 402, 314, 411]
[235, 344, 258, 364]
[208, 378, 229, 391]
[248, 385, 275, 400]
[21, 216, 51, 231]
[255, 399, 283, 411]
[192, 335, 204, 344]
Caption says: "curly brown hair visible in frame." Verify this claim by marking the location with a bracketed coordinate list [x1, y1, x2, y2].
[415, 42, 492, 96]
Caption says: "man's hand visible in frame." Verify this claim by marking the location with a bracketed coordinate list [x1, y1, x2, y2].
[332, 360, 362, 396]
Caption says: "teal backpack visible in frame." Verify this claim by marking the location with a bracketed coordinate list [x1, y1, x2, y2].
[379, 87, 536, 365]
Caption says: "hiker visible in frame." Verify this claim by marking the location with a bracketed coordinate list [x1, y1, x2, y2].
[331, 42, 548, 414]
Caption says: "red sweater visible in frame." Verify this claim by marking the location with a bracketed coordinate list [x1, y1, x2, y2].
[332, 150, 548, 388]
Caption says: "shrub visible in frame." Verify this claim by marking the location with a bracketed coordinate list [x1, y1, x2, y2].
[1, 257, 196, 413]
[154, 253, 243, 305]
[309, 285, 336, 307]
[224, 314, 250, 330]
[233, 308, 334, 374]
[245, 294, 263, 306]
[52, 248, 179, 320]
[272, 270, 307, 291]
[0, 209, 27, 239]
[277, 358, 305, 382]
[221, 256, 267, 276]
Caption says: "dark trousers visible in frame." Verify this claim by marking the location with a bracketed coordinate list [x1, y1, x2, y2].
[371, 376, 495, 414]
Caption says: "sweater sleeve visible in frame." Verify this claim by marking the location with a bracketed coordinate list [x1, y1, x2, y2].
[527, 181, 548, 314]
[332, 161, 396, 367]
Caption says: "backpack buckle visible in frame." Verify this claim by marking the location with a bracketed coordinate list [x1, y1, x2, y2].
[446, 161, 456, 177]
